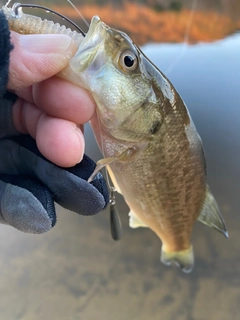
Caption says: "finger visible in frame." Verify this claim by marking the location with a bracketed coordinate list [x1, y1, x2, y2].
[12, 100, 85, 166]
[0, 178, 55, 234]
[15, 76, 96, 124]
[13, 98, 85, 137]
[12, 99, 42, 137]
[0, 138, 108, 216]
[14, 86, 34, 104]
[32, 76, 96, 124]
[7, 32, 77, 90]
[36, 114, 85, 167]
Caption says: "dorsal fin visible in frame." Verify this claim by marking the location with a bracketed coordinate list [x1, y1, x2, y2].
[197, 185, 228, 238]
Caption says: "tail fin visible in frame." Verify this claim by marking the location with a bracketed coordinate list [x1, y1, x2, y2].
[161, 245, 194, 273]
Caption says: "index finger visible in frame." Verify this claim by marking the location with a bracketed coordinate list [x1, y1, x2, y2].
[33, 76, 96, 124]
[15, 76, 96, 124]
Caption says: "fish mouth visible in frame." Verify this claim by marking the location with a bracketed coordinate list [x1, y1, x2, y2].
[85, 15, 102, 40]
[71, 15, 106, 72]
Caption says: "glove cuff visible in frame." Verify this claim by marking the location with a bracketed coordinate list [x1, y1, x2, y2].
[0, 10, 13, 97]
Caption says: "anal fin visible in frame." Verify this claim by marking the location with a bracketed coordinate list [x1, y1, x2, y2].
[161, 245, 194, 273]
[198, 185, 228, 238]
[129, 211, 148, 229]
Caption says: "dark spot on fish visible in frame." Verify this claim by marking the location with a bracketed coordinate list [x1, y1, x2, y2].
[150, 120, 161, 134]
[150, 69, 191, 127]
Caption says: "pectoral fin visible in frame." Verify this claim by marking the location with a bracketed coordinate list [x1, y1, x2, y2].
[88, 147, 138, 182]
[88, 157, 117, 182]
[129, 211, 148, 228]
[197, 185, 228, 238]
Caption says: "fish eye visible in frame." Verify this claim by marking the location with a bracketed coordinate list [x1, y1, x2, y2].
[119, 50, 138, 72]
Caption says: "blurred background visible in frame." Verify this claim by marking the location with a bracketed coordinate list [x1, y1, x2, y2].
[0, 0, 240, 319]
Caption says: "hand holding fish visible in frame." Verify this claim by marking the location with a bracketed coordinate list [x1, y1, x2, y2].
[0, 12, 108, 234]
[1, 3, 228, 272]
[9, 30, 96, 166]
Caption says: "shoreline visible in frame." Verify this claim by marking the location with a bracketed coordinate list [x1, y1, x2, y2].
[52, 3, 240, 45]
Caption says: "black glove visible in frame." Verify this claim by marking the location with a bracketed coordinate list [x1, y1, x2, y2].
[0, 13, 108, 234]
[0, 95, 109, 234]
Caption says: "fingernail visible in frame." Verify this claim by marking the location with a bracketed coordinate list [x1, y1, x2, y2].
[20, 34, 73, 53]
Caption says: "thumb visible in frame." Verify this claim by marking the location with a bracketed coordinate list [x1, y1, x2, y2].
[7, 31, 77, 90]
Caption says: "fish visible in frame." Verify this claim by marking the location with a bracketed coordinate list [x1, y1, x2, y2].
[62, 16, 228, 273]
[2, 3, 228, 272]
